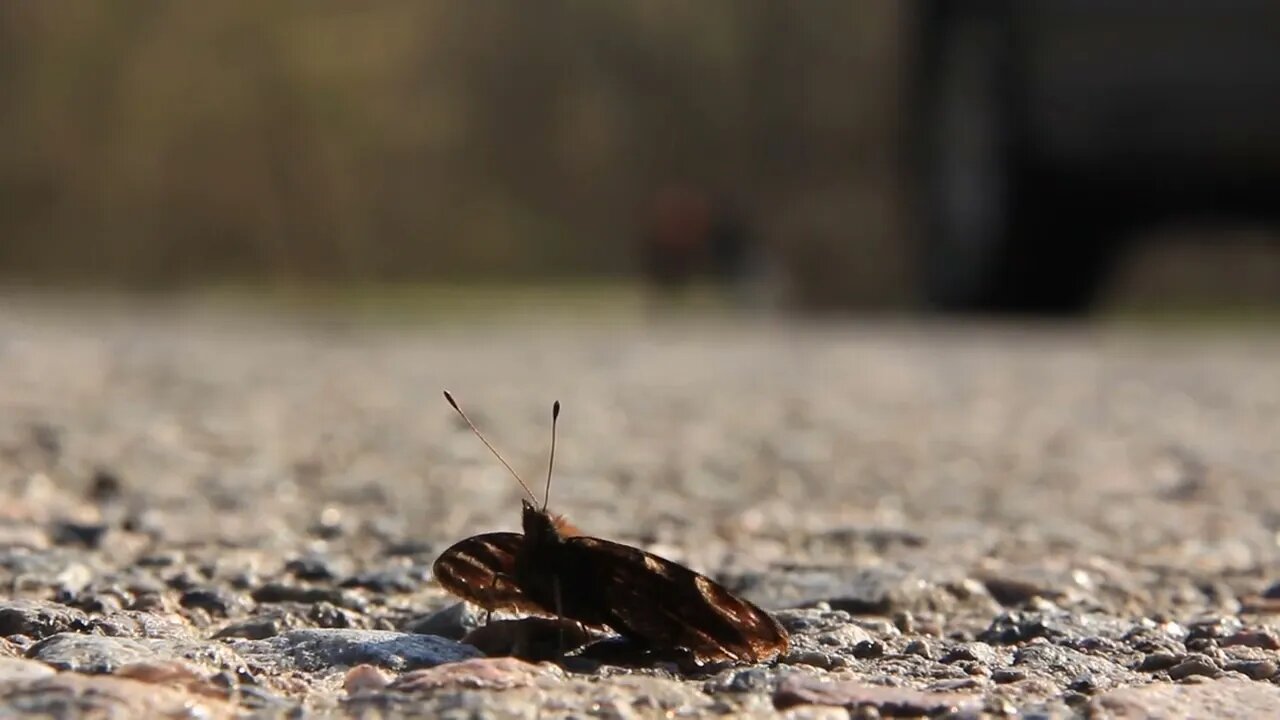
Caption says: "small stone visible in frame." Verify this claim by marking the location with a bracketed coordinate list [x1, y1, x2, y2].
[1185, 616, 1243, 641]
[980, 575, 1058, 606]
[782, 705, 855, 720]
[1137, 651, 1184, 672]
[342, 567, 424, 594]
[1223, 629, 1280, 650]
[88, 468, 124, 503]
[1168, 656, 1220, 681]
[1068, 672, 1099, 694]
[0, 600, 90, 639]
[165, 569, 203, 592]
[785, 650, 850, 670]
[991, 668, 1026, 683]
[26, 633, 245, 676]
[928, 677, 983, 692]
[402, 602, 485, 640]
[389, 657, 560, 692]
[309, 508, 346, 539]
[1225, 659, 1277, 680]
[50, 520, 109, 549]
[774, 676, 982, 715]
[1092, 678, 1280, 718]
[135, 552, 182, 568]
[309, 601, 364, 629]
[0, 656, 56, 682]
[344, 663, 392, 694]
[851, 640, 884, 659]
[180, 588, 238, 616]
[284, 556, 337, 582]
[0, 672, 235, 718]
[29, 423, 62, 458]
[903, 639, 935, 660]
[250, 583, 364, 610]
[383, 540, 434, 557]
[0, 524, 50, 550]
[230, 629, 481, 672]
[128, 593, 168, 612]
[1260, 580, 1280, 599]
[704, 666, 775, 694]
[214, 614, 294, 640]
[63, 591, 123, 615]
[1184, 637, 1218, 653]
[89, 610, 188, 639]
[115, 660, 224, 698]
[941, 642, 998, 665]
[892, 611, 915, 633]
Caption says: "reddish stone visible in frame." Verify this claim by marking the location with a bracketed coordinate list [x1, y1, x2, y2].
[773, 676, 981, 715]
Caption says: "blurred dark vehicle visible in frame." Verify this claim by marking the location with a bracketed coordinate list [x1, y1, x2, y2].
[906, 0, 1280, 314]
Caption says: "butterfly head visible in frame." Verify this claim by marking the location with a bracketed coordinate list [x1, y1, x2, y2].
[521, 499, 565, 545]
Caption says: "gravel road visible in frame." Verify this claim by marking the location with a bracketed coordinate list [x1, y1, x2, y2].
[2, 305, 1280, 718]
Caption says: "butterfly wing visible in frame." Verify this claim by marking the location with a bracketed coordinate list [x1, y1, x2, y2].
[431, 532, 552, 616]
[562, 536, 789, 663]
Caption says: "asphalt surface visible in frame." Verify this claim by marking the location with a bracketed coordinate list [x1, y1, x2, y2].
[2, 304, 1279, 717]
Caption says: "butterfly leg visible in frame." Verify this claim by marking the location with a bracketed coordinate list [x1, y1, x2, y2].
[552, 576, 566, 657]
[483, 575, 499, 626]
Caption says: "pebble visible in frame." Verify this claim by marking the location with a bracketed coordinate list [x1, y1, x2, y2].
[0, 672, 235, 718]
[402, 602, 487, 640]
[341, 566, 424, 594]
[774, 676, 983, 715]
[0, 656, 56, 682]
[1092, 678, 1280, 717]
[991, 668, 1027, 683]
[284, 556, 338, 582]
[250, 583, 365, 610]
[1225, 659, 1276, 680]
[49, 521, 109, 549]
[1137, 651, 1184, 672]
[1222, 629, 1280, 649]
[1167, 656, 1221, 681]
[230, 628, 481, 672]
[179, 587, 240, 616]
[343, 663, 392, 694]
[388, 657, 561, 692]
[0, 600, 89, 639]
[26, 633, 246, 676]
[214, 613, 296, 640]
[941, 642, 1000, 666]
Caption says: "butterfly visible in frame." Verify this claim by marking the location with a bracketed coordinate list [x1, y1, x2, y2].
[431, 391, 789, 665]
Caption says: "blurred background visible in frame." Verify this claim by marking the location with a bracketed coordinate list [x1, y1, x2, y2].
[2, 1, 1279, 319]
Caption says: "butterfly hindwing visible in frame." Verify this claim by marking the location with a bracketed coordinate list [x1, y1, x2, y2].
[431, 532, 552, 616]
[562, 536, 789, 663]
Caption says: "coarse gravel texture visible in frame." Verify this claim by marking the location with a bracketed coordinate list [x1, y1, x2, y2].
[2, 303, 1280, 718]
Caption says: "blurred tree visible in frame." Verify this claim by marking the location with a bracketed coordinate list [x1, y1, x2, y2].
[0, 2, 906, 307]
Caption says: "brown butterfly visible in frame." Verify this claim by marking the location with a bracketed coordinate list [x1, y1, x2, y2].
[432, 391, 789, 665]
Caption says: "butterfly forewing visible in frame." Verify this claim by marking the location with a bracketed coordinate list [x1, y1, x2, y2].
[431, 532, 552, 617]
[563, 536, 789, 663]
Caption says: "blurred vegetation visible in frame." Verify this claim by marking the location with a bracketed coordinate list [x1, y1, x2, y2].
[0, 2, 907, 305]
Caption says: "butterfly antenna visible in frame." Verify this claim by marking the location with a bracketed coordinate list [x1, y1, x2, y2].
[443, 390, 537, 504]
[543, 400, 560, 511]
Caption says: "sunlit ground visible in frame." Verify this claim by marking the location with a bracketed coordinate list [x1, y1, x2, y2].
[153, 281, 1280, 332]
[2, 272, 1278, 333]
